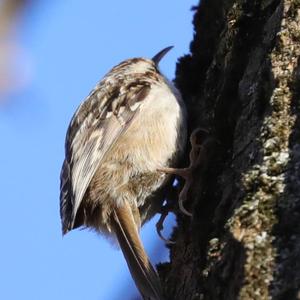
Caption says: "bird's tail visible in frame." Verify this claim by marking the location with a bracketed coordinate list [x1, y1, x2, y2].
[112, 202, 164, 300]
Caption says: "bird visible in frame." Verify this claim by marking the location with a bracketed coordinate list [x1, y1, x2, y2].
[60, 46, 187, 300]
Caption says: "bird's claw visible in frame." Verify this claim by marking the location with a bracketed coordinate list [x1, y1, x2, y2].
[179, 198, 192, 217]
[156, 217, 175, 245]
[156, 204, 175, 244]
[157, 127, 210, 218]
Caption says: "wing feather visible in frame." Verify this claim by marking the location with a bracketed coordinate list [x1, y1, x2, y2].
[60, 79, 150, 233]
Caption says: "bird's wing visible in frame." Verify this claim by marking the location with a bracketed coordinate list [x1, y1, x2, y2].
[60, 78, 151, 234]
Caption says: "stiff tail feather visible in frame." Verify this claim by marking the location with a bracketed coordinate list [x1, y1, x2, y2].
[112, 202, 164, 300]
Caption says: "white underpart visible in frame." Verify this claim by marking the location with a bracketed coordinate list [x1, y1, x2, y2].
[120, 80, 184, 172]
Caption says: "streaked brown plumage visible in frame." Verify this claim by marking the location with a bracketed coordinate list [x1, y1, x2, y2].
[60, 46, 187, 300]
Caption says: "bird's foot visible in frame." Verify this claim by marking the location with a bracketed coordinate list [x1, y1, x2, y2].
[156, 201, 175, 245]
[157, 166, 192, 217]
[158, 127, 209, 217]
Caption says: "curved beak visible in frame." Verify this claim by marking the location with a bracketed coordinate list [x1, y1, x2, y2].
[152, 46, 174, 65]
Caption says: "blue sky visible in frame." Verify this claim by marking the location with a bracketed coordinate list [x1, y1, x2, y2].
[0, 1, 196, 299]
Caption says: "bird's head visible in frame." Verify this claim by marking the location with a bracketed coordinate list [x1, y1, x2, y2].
[110, 46, 173, 76]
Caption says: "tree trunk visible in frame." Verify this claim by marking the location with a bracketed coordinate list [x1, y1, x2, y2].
[160, 1, 300, 299]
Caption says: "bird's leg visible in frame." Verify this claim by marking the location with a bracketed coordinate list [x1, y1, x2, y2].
[158, 128, 208, 217]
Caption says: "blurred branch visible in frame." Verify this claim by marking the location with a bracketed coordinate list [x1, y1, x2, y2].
[0, 0, 31, 103]
[0, 0, 27, 37]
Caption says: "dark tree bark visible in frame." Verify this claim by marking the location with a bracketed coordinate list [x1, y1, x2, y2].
[159, 1, 300, 299]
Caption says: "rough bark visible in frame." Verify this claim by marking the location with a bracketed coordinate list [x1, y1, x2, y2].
[159, 1, 300, 299]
